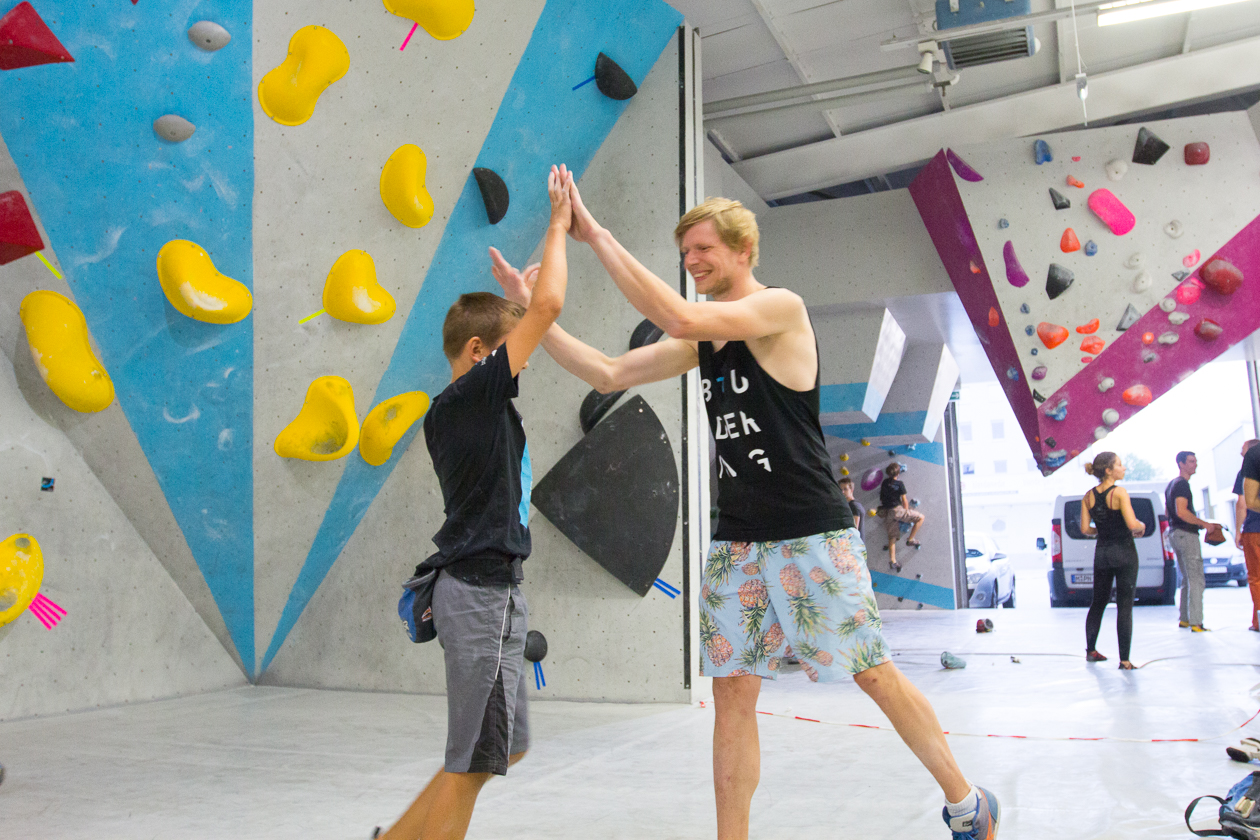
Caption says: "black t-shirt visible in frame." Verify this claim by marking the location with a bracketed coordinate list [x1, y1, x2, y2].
[422, 347, 531, 585]
[848, 499, 864, 531]
[1236, 446, 1260, 534]
[880, 477, 906, 510]
[697, 338, 851, 542]
[1166, 476, 1199, 533]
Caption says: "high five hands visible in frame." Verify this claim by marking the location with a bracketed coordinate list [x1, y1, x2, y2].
[549, 164, 573, 232]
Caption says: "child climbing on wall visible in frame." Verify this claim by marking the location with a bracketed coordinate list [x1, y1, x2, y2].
[373, 164, 572, 840]
[878, 462, 924, 573]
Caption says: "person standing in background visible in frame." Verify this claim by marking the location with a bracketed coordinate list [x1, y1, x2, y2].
[1235, 439, 1260, 631]
[838, 476, 864, 533]
[1165, 451, 1216, 633]
[1081, 452, 1146, 670]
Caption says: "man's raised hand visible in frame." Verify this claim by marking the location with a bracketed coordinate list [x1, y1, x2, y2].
[489, 246, 539, 308]
[549, 164, 573, 231]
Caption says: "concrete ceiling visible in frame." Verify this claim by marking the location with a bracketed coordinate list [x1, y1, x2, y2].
[669, 0, 1260, 200]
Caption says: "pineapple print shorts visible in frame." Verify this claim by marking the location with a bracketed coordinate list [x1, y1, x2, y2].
[699, 528, 892, 682]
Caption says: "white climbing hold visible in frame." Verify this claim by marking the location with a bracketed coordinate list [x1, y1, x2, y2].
[1164, 220, 1184, 239]
[188, 21, 231, 52]
[1168, 311, 1189, 325]
[1158, 332, 1179, 345]
[1099, 377, 1115, 393]
[1095, 426, 1109, 440]
[1102, 408, 1119, 426]
[1106, 159, 1128, 182]
[153, 114, 196, 142]
[1159, 298, 1177, 312]
[1132, 270, 1152, 293]
[1124, 252, 1143, 269]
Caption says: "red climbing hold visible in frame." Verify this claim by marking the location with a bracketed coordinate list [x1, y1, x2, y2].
[1184, 142, 1210, 166]
[1194, 318, 1223, 340]
[1141, 332, 1155, 345]
[1200, 258, 1243, 296]
[1080, 357, 1093, 364]
[0, 190, 43, 265]
[1122, 384, 1153, 407]
[1066, 175, 1084, 188]
[0, 2, 74, 70]
[988, 307, 1000, 328]
[969, 260, 981, 274]
[1076, 319, 1100, 334]
[1175, 282, 1201, 305]
[1037, 322, 1069, 349]
[1080, 336, 1104, 355]
[1060, 228, 1081, 253]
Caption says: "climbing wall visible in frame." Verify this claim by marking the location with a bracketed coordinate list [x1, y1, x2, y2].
[910, 113, 1260, 473]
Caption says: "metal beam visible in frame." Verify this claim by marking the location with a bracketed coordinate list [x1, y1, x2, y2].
[732, 35, 1260, 201]
[704, 65, 926, 117]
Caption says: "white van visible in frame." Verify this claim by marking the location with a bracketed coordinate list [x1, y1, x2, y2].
[1046, 491, 1176, 607]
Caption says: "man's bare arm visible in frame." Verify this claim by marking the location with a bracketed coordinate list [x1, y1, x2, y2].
[1175, 496, 1212, 529]
[541, 326, 698, 393]
[1238, 494, 1248, 548]
[1246, 477, 1260, 514]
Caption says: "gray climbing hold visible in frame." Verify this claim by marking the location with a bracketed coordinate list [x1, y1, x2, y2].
[940, 651, 967, 669]
[153, 114, 196, 143]
[1172, 269, 1190, 282]
[1046, 264, 1074, 300]
[188, 21, 231, 52]
[1116, 303, 1140, 331]
[1049, 188, 1071, 210]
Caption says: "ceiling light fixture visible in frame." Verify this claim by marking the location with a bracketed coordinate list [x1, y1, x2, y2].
[1097, 0, 1254, 26]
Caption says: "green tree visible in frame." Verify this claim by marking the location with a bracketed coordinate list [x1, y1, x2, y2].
[1123, 453, 1158, 480]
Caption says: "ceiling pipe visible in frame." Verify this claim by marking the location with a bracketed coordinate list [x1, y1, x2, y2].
[703, 65, 928, 118]
[880, 0, 1140, 50]
[705, 80, 937, 130]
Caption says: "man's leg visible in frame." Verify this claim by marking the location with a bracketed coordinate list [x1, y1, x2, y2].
[381, 753, 526, 840]
[713, 674, 762, 840]
[853, 661, 969, 803]
[1171, 530, 1193, 625]
[1244, 533, 1260, 630]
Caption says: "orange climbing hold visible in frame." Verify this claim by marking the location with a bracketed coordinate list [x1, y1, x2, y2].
[988, 307, 1000, 327]
[1141, 332, 1155, 345]
[1075, 319, 1099, 334]
[1080, 336, 1104, 355]
[1122, 384, 1152, 407]
[1066, 175, 1084, 188]
[1060, 228, 1081, 253]
[969, 260, 981, 275]
[1037, 322, 1069, 349]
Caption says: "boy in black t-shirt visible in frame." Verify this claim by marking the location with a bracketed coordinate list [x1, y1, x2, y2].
[878, 462, 925, 572]
[375, 165, 572, 840]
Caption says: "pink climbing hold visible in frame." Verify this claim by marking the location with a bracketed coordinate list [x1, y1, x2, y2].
[1037, 322, 1069, 349]
[1003, 240, 1029, 288]
[946, 149, 984, 182]
[1080, 336, 1104, 355]
[1200, 258, 1243, 296]
[1182, 249, 1200, 268]
[1087, 189, 1135, 236]
[1194, 318, 1223, 340]
[1174, 282, 1201, 305]
[1072, 156, 1081, 162]
[860, 467, 883, 492]
[1122, 384, 1153, 407]
[1184, 142, 1210, 166]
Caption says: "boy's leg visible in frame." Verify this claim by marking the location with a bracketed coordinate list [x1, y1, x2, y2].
[713, 674, 762, 840]
[852, 662, 969, 802]
[905, 509, 925, 544]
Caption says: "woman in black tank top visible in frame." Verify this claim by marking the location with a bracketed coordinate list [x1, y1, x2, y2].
[1079, 452, 1147, 670]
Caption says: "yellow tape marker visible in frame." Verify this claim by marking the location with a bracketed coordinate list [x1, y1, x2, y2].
[36, 251, 63, 279]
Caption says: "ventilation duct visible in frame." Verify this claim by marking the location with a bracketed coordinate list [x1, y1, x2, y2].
[934, 0, 1038, 70]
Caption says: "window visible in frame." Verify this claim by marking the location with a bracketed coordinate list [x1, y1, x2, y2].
[959, 422, 972, 441]
[994, 460, 1007, 474]
[962, 462, 975, 475]
[991, 420, 1004, 439]
[1027, 459, 1038, 472]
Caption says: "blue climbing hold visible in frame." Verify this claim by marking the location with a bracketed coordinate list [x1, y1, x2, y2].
[1006, 366, 1020, 382]
[1084, 240, 1097, 256]
[1024, 325, 1034, 336]
[1034, 139, 1053, 165]
[1030, 348, 1038, 355]
[998, 218, 1009, 229]
[1020, 303, 1030, 314]
[1044, 449, 1067, 469]
[1045, 399, 1068, 421]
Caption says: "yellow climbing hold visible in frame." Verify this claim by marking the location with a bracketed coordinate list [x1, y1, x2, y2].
[19, 290, 114, 413]
[380, 144, 435, 228]
[157, 240, 253, 324]
[275, 376, 360, 461]
[258, 25, 350, 126]
[323, 250, 396, 325]
[360, 391, 430, 466]
[384, 0, 475, 40]
[0, 534, 43, 629]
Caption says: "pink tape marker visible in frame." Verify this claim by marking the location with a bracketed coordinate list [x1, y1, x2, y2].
[29, 593, 65, 628]
[1087, 189, 1135, 236]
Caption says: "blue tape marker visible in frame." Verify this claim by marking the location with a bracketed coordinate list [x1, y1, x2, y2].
[653, 578, 679, 598]
[571, 74, 595, 91]
[534, 660, 545, 690]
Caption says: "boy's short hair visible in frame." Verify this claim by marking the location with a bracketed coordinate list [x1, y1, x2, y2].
[442, 292, 525, 360]
[837, 476, 854, 488]
[674, 197, 760, 268]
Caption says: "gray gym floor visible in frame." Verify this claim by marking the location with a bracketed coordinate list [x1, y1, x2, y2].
[3, 585, 1257, 839]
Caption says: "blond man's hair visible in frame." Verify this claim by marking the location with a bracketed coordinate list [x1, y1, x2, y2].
[442, 292, 524, 360]
[674, 197, 760, 268]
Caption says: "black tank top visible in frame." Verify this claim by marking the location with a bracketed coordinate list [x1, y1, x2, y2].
[1089, 485, 1134, 546]
[698, 338, 852, 542]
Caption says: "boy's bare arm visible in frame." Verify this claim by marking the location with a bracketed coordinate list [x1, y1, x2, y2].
[504, 165, 571, 376]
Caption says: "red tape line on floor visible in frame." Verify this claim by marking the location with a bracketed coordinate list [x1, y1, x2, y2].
[697, 702, 1260, 744]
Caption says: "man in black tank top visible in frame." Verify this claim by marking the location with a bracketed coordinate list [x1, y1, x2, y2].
[488, 193, 999, 840]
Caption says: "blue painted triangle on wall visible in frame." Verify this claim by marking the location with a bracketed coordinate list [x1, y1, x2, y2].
[0, 3, 257, 674]
[259, 0, 684, 673]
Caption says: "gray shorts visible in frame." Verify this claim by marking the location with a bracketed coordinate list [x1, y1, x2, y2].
[432, 572, 529, 775]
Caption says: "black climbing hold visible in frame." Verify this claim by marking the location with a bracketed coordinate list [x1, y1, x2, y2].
[533, 395, 679, 597]
[472, 167, 509, 225]
[1045, 437, 1056, 448]
[1132, 126, 1170, 165]
[1033, 389, 1046, 403]
[579, 388, 625, 434]
[629, 318, 664, 350]
[524, 629, 548, 662]
[1046, 263, 1074, 300]
[1116, 303, 1140, 331]
[595, 52, 637, 101]
[1049, 188, 1071, 210]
